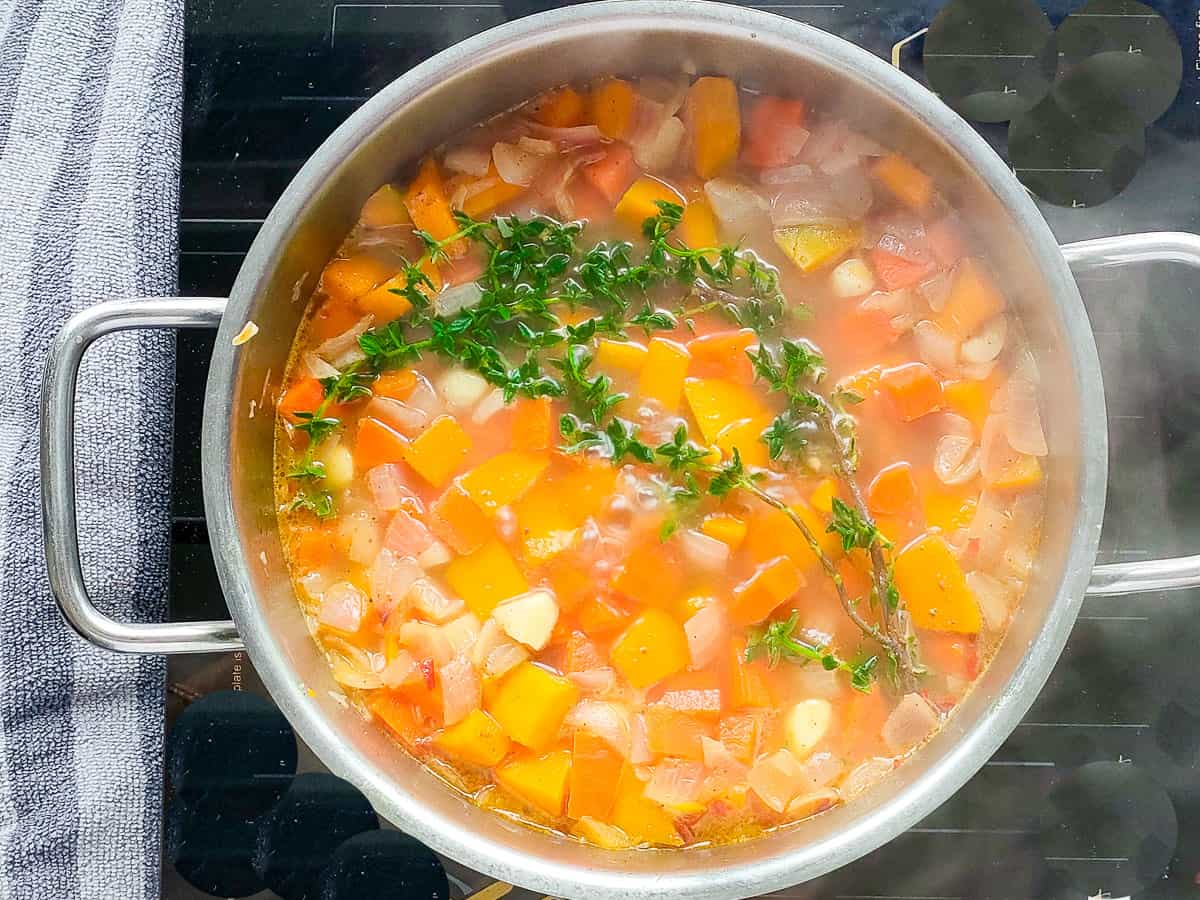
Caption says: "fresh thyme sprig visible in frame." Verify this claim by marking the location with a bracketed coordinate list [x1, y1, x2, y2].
[745, 611, 878, 692]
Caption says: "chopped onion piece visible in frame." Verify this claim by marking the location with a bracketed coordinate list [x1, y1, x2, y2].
[516, 135, 555, 155]
[961, 315, 1007, 365]
[441, 612, 482, 656]
[397, 620, 452, 665]
[366, 464, 420, 513]
[934, 434, 980, 486]
[703, 178, 769, 234]
[471, 618, 528, 679]
[492, 140, 548, 187]
[567, 667, 617, 695]
[303, 352, 339, 380]
[747, 748, 809, 813]
[471, 388, 506, 424]
[338, 512, 382, 565]
[645, 759, 705, 809]
[637, 73, 689, 116]
[829, 258, 874, 298]
[328, 648, 383, 690]
[968, 489, 1010, 566]
[882, 693, 940, 753]
[443, 144, 492, 177]
[759, 161, 814, 185]
[383, 510, 434, 558]
[408, 578, 463, 624]
[629, 713, 651, 764]
[678, 528, 730, 573]
[417, 539, 452, 570]
[632, 115, 685, 173]
[367, 549, 421, 618]
[316, 315, 373, 367]
[565, 699, 632, 758]
[918, 270, 952, 312]
[436, 368, 489, 412]
[405, 374, 444, 419]
[525, 121, 606, 145]
[967, 569, 1013, 631]
[366, 396, 427, 436]
[231, 321, 259, 346]
[700, 736, 747, 792]
[684, 603, 726, 669]
[434, 281, 483, 319]
[439, 655, 482, 726]
[1004, 378, 1047, 456]
[318, 582, 366, 633]
[380, 649, 421, 688]
[841, 757, 895, 798]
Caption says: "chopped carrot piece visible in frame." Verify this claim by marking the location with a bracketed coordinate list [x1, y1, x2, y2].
[941, 377, 996, 433]
[682, 376, 770, 466]
[685, 77, 741, 179]
[920, 631, 979, 682]
[774, 223, 860, 273]
[511, 397, 553, 451]
[279, 378, 325, 422]
[809, 478, 839, 515]
[459, 451, 550, 513]
[402, 415, 472, 487]
[728, 641, 773, 709]
[496, 749, 572, 818]
[595, 338, 648, 373]
[369, 692, 427, 749]
[837, 305, 898, 358]
[927, 216, 967, 267]
[867, 462, 918, 517]
[357, 257, 442, 321]
[644, 705, 713, 760]
[360, 183, 411, 229]
[614, 175, 684, 233]
[354, 416, 410, 471]
[515, 462, 617, 561]
[612, 543, 683, 610]
[989, 454, 1042, 491]
[461, 162, 525, 219]
[872, 153, 934, 211]
[310, 299, 361, 341]
[701, 513, 747, 550]
[687, 329, 756, 382]
[429, 484, 494, 554]
[567, 731, 623, 820]
[433, 708, 510, 767]
[610, 609, 689, 689]
[880, 362, 943, 422]
[290, 525, 337, 569]
[839, 685, 890, 759]
[372, 369, 418, 401]
[581, 143, 639, 206]
[487, 662, 579, 751]
[868, 247, 934, 291]
[729, 557, 804, 626]
[893, 535, 981, 633]
[444, 539, 528, 618]
[679, 197, 720, 249]
[550, 567, 592, 615]
[321, 254, 397, 305]
[611, 763, 682, 846]
[588, 78, 636, 138]
[937, 258, 1006, 339]
[742, 96, 807, 169]
[637, 337, 691, 410]
[530, 86, 587, 127]
[743, 501, 841, 571]
[405, 158, 466, 257]
[577, 596, 632, 635]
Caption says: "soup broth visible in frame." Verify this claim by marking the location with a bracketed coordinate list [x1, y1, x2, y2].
[273, 74, 1046, 849]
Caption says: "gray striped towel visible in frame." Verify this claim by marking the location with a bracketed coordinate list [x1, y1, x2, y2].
[0, 0, 182, 897]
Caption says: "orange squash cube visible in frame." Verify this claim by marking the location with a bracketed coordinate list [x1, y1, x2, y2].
[729, 556, 803, 626]
[567, 731, 623, 820]
[405, 158, 466, 257]
[588, 78, 636, 139]
[685, 77, 741, 179]
[402, 415, 472, 487]
[643, 705, 713, 760]
[687, 329, 756, 381]
[700, 513, 747, 550]
[487, 662, 579, 751]
[360, 183, 411, 229]
[511, 397, 553, 451]
[880, 363, 943, 422]
[893, 535, 981, 633]
[357, 258, 442, 321]
[459, 451, 550, 513]
[611, 763, 682, 846]
[872, 153, 933, 211]
[595, 338, 649, 373]
[530, 86, 586, 127]
[937, 258, 1006, 339]
[429, 484, 494, 554]
[354, 417, 410, 471]
[637, 338, 691, 410]
[461, 163, 525, 219]
[320, 254, 396, 305]
[372, 369, 418, 401]
[614, 175, 685, 232]
[679, 197, 720, 250]
[867, 462, 918, 517]
[496, 749, 572, 818]
[443, 539, 528, 618]
[610, 609, 689, 689]
[612, 543, 682, 610]
[433, 708, 510, 767]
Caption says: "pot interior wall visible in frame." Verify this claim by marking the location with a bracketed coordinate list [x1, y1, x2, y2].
[208, 6, 1093, 896]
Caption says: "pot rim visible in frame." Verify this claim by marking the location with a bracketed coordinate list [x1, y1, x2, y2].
[201, 3, 1107, 896]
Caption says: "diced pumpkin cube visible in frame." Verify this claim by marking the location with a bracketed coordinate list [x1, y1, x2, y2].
[433, 708, 510, 767]
[683, 377, 771, 466]
[612, 543, 683, 610]
[405, 158, 466, 257]
[744, 502, 840, 571]
[686, 77, 741, 179]
[872, 152, 934, 211]
[990, 454, 1042, 491]
[588, 78, 637, 139]
[700, 513, 747, 550]
[643, 705, 713, 760]
[279, 378, 325, 422]
[373, 369, 418, 401]
[610, 609, 689, 689]
[577, 596, 633, 635]
[369, 692, 427, 749]
[867, 462, 918, 517]
[360, 183, 411, 229]
[567, 731, 623, 820]
[809, 478, 838, 514]
[461, 163, 525, 219]
[444, 539, 529, 618]
[403, 415, 472, 487]
[880, 363, 943, 422]
[487, 662, 579, 750]
[614, 175, 684, 232]
[637, 338, 691, 410]
[679, 197, 720, 249]
[893, 535, 981, 633]
[511, 397, 553, 451]
[921, 478, 977, 533]
[310, 299, 361, 341]
[429, 484, 494, 554]
[774, 224, 860, 273]
[713, 417, 770, 468]
[938, 258, 1006, 339]
[942, 376, 996, 434]
[530, 86, 586, 127]
[321, 254, 397, 305]
[459, 451, 550, 514]
[355, 417, 410, 471]
[729, 556, 803, 626]
[728, 642, 773, 709]
[687, 329, 756, 381]
[496, 749, 572, 818]
[515, 463, 617, 561]
[595, 338, 648, 373]
[357, 258, 442, 321]
[611, 763, 683, 846]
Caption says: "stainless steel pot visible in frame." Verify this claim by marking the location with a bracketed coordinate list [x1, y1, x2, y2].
[39, 3, 1200, 897]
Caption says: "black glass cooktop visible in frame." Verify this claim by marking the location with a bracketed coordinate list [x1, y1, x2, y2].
[168, 1, 1200, 897]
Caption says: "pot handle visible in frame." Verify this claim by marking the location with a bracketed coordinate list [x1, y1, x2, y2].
[1061, 231, 1200, 595]
[41, 297, 245, 653]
